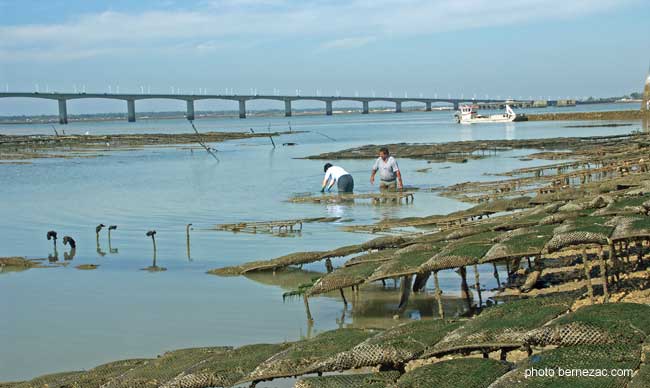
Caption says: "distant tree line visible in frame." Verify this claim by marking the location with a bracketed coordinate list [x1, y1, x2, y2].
[584, 91, 642, 103]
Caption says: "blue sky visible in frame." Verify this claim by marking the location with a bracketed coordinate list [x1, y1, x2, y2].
[0, 0, 648, 115]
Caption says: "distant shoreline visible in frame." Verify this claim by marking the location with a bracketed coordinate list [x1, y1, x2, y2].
[0, 101, 643, 125]
[527, 109, 647, 121]
[0, 106, 453, 125]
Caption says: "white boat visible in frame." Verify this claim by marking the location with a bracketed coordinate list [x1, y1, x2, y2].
[456, 104, 518, 124]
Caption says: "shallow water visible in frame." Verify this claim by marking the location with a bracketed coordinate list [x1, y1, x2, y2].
[0, 104, 643, 381]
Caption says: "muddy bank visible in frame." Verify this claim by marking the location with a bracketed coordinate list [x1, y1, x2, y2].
[0, 130, 297, 160]
[527, 109, 646, 121]
[303, 132, 640, 161]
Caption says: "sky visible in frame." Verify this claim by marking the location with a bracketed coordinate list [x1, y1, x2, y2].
[0, 0, 649, 115]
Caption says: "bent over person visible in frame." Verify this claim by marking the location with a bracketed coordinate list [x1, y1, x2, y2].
[322, 163, 354, 193]
[370, 147, 403, 191]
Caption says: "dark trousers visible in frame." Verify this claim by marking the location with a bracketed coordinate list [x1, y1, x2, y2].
[337, 174, 354, 193]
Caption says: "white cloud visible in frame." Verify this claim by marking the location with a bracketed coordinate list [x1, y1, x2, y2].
[0, 0, 639, 62]
[320, 36, 377, 50]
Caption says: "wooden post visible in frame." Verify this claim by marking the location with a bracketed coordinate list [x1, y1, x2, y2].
[398, 275, 413, 312]
[459, 266, 472, 311]
[493, 263, 502, 288]
[151, 236, 157, 268]
[609, 242, 619, 285]
[598, 246, 609, 303]
[303, 294, 314, 322]
[339, 289, 348, 307]
[582, 248, 594, 304]
[434, 271, 444, 319]
[473, 264, 482, 307]
[186, 223, 192, 260]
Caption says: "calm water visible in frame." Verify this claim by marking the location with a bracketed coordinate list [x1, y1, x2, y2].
[0, 104, 643, 381]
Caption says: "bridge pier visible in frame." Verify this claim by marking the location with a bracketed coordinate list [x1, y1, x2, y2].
[58, 99, 68, 124]
[326, 101, 333, 116]
[362, 101, 369, 114]
[453, 102, 459, 110]
[395, 101, 402, 113]
[426, 102, 432, 112]
[186, 100, 195, 121]
[285, 100, 292, 117]
[239, 100, 246, 119]
[127, 99, 136, 122]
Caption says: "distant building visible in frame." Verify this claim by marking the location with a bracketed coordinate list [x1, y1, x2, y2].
[557, 99, 577, 107]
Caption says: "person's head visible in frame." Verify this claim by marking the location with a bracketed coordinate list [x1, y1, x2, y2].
[379, 147, 389, 161]
[323, 163, 333, 172]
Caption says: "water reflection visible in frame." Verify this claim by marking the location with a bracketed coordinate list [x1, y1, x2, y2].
[95, 224, 106, 257]
[505, 123, 516, 140]
[244, 268, 471, 334]
[186, 223, 192, 261]
[63, 236, 76, 261]
[460, 126, 473, 141]
[47, 230, 58, 262]
[108, 226, 118, 254]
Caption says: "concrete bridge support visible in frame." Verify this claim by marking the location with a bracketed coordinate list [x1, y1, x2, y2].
[453, 102, 459, 110]
[58, 99, 68, 124]
[186, 100, 195, 121]
[362, 101, 369, 114]
[326, 101, 333, 116]
[239, 100, 246, 119]
[127, 99, 136, 122]
[426, 102, 432, 111]
[285, 100, 292, 117]
[395, 101, 402, 113]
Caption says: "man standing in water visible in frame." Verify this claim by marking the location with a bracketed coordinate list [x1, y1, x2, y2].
[321, 163, 354, 193]
[370, 147, 403, 191]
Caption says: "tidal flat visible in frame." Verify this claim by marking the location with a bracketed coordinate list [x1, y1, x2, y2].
[2, 106, 650, 387]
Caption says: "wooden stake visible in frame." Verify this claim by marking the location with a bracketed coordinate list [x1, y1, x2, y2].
[473, 264, 482, 307]
[459, 266, 472, 311]
[582, 248, 594, 305]
[339, 289, 348, 307]
[186, 223, 192, 261]
[434, 271, 444, 319]
[598, 246, 609, 303]
[398, 275, 413, 312]
[303, 294, 314, 322]
[493, 262, 502, 288]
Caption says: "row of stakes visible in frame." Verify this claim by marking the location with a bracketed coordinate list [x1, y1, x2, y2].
[45, 224, 194, 270]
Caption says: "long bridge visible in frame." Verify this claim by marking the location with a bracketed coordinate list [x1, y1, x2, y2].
[0, 92, 558, 124]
